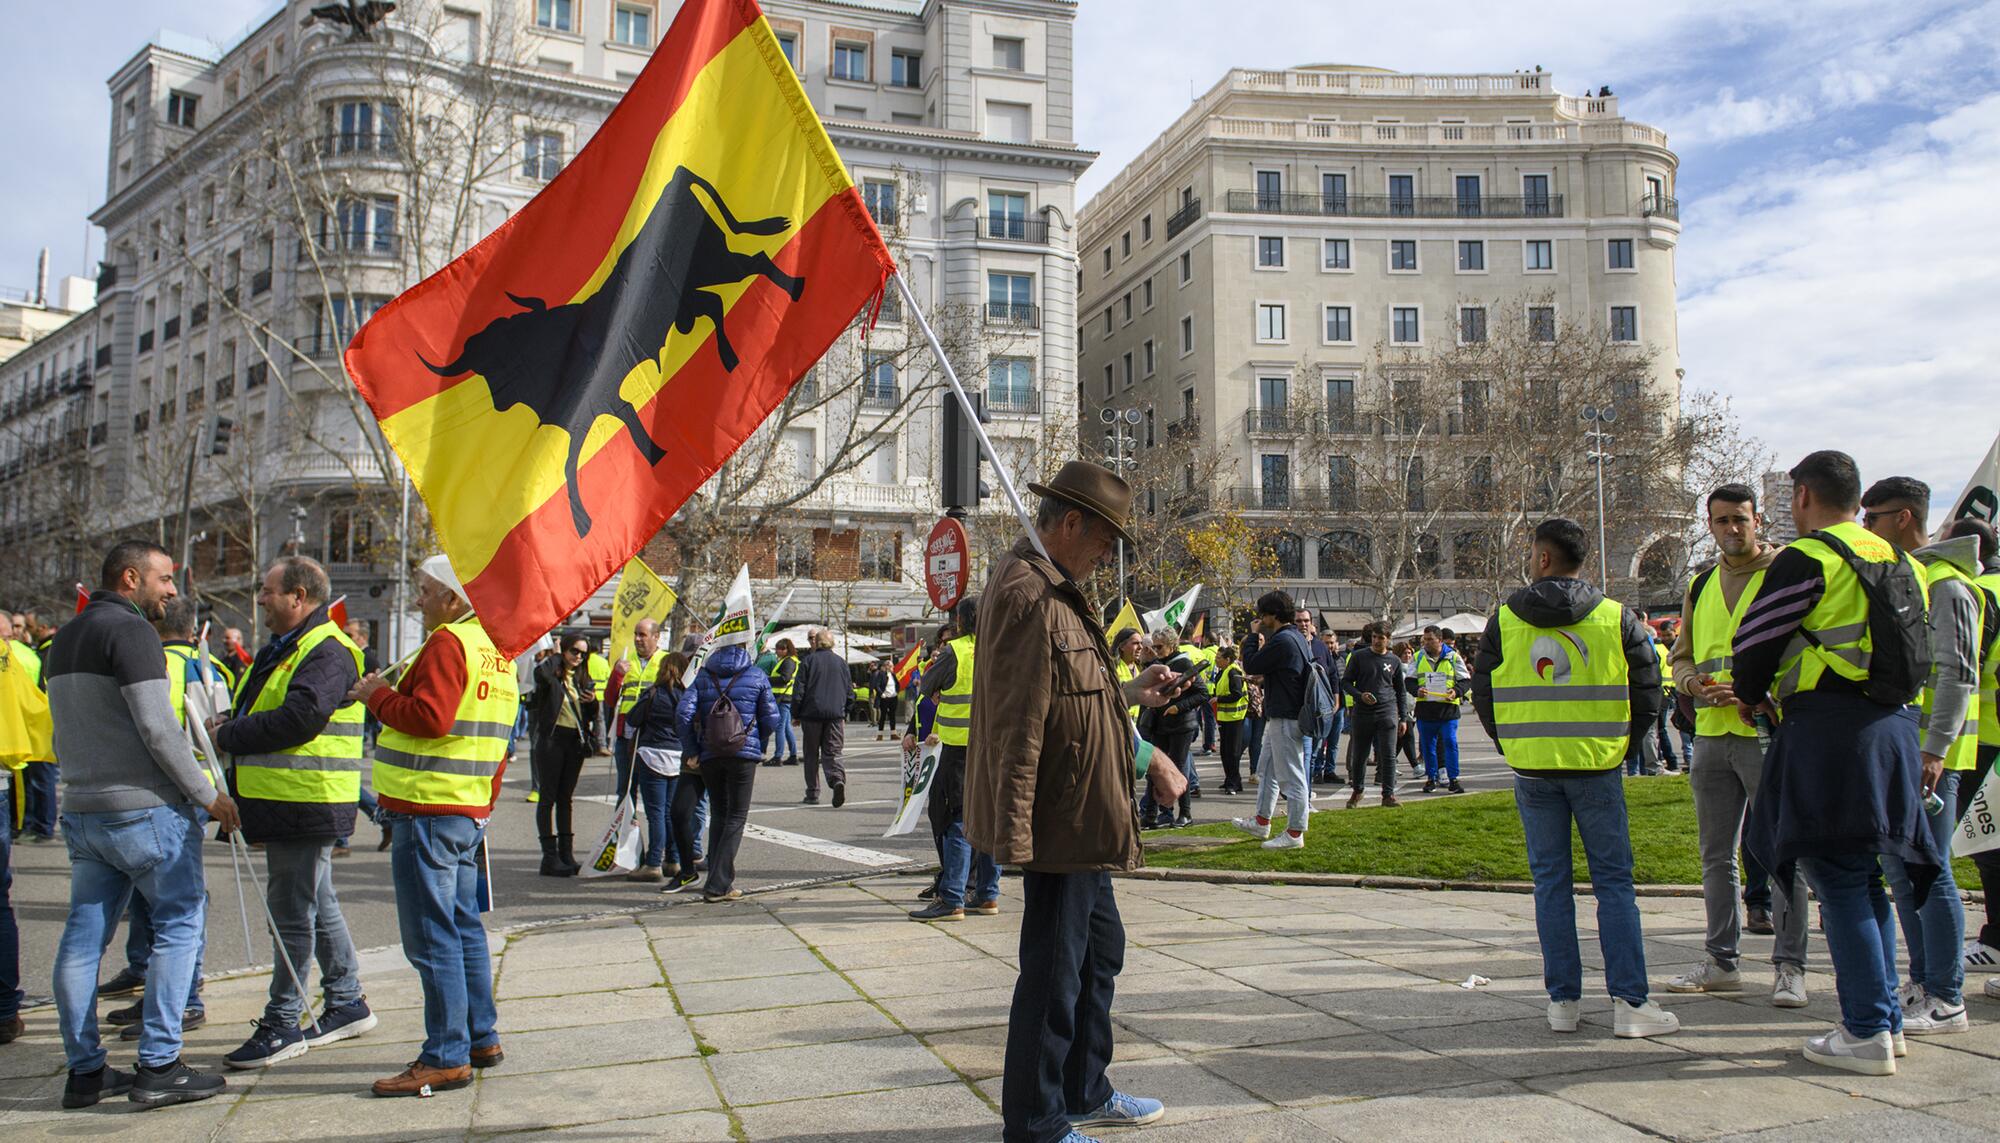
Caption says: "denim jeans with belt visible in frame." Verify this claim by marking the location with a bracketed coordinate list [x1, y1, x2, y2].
[54, 804, 208, 1070]
[385, 811, 499, 1069]
[1801, 852, 1903, 1036]
[1513, 768, 1649, 1004]
[261, 838, 364, 1026]
[1882, 768, 1964, 1005]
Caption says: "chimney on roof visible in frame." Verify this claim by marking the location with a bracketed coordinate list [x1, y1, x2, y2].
[35, 247, 49, 307]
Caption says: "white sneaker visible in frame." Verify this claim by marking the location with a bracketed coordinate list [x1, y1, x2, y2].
[1986, 977, 2000, 1001]
[1260, 831, 1304, 850]
[1964, 940, 2000, 969]
[1771, 965, 1808, 1008]
[1804, 1026, 1895, 1076]
[1230, 816, 1271, 840]
[1903, 992, 1970, 1035]
[1893, 1029, 1907, 1057]
[1666, 960, 1742, 993]
[1547, 999, 1580, 1033]
[1897, 979, 1925, 1010]
[1614, 999, 1680, 1039]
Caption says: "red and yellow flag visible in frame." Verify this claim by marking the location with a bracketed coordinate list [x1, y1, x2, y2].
[890, 643, 922, 689]
[346, 0, 894, 657]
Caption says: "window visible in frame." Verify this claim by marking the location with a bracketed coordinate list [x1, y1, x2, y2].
[863, 179, 898, 227]
[1394, 373, 1423, 434]
[535, 0, 574, 32]
[987, 357, 1035, 410]
[859, 532, 900, 580]
[1319, 530, 1370, 577]
[1328, 457, 1357, 510]
[1406, 456, 1425, 510]
[1325, 376, 1356, 431]
[1256, 302, 1287, 343]
[1142, 339, 1156, 377]
[1646, 175, 1666, 206]
[1144, 408, 1155, 447]
[1388, 174, 1415, 216]
[1391, 306, 1420, 344]
[613, 3, 651, 46]
[1608, 238, 1635, 270]
[323, 196, 398, 254]
[1140, 215, 1153, 243]
[832, 41, 869, 82]
[1322, 238, 1350, 270]
[1179, 315, 1193, 354]
[1178, 251, 1192, 284]
[1459, 306, 1487, 345]
[1257, 375, 1289, 416]
[1270, 532, 1305, 578]
[1457, 240, 1484, 272]
[1256, 236, 1285, 268]
[1529, 306, 1557, 342]
[1610, 305, 1639, 342]
[167, 90, 198, 129]
[1102, 363, 1114, 397]
[775, 531, 815, 578]
[1323, 305, 1352, 344]
[326, 99, 398, 153]
[985, 101, 1031, 142]
[863, 354, 898, 405]
[1255, 169, 1283, 210]
[1390, 240, 1418, 272]
[890, 50, 922, 88]
[1121, 352, 1133, 387]
[776, 32, 799, 69]
[1102, 308, 1112, 336]
[1122, 231, 1132, 258]
[1460, 379, 1489, 434]
[986, 190, 1025, 237]
[1524, 239, 1554, 271]
[1141, 279, 1153, 310]
[1121, 293, 1132, 323]
[1523, 174, 1551, 216]
[1321, 172, 1348, 213]
[522, 131, 563, 180]
[1464, 456, 1496, 510]
[1455, 174, 1481, 216]
[1260, 455, 1291, 509]
[993, 36, 1025, 71]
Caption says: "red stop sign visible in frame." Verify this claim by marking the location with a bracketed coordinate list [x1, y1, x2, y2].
[925, 517, 970, 611]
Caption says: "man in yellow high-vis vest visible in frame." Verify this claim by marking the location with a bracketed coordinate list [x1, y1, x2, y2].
[908, 598, 999, 922]
[209, 556, 373, 1069]
[613, 620, 665, 800]
[1211, 646, 1248, 794]
[350, 555, 517, 1097]
[1664, 483, 1808, 1008]
[1942, 518, 2000, 977]
[1471, 518, 1679, 1041]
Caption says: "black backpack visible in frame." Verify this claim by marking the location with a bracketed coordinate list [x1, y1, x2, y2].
[1802, 529, 1931, 708]
[702, 685, 750, 758]
[1300, 659, 1337, 740]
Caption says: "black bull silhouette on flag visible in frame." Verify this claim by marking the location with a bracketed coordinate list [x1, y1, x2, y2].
[420, 166, 807, 536]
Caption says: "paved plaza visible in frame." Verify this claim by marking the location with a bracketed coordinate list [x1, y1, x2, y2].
[4, 873, 2000, 1141]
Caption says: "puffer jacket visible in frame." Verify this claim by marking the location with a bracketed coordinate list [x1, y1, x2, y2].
[1138, 649, 1208, 737]
[628, 678, 685, 753]
[676, 645, 780, 761]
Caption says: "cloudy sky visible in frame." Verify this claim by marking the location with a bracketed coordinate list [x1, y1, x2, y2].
[4, 0, 1993, 511]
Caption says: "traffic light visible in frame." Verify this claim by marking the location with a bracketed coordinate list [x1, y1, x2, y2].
[205, 414, 235, 457]
[939, 391, 990, 514]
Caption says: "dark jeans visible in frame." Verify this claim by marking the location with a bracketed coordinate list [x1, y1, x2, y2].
[1314, 713, 1344, 780]
[1003, 870, 1121, 1143]
[385, 811, 497, 1070]
[1199, 704, 1217, 752]
[671, 771, 707, 867]
[1741, 842, 1772, 912]
[1655, 699, 1681, 768]
[533, 727, 587, 839]
[1966, 746, 2000, 948]
[801, 719, 846, 798]
[1218, 719, 1245, 790]
[700, 757, 759, 896]
[22, 761, 57, 837]
[0, 803, 19, 1021]
[1801, 852, 1901, 1037]
[875, 698, 896, 732]
[1139, 729, 1194, 824]
[1348, 717, 1398, 794]
[1247, 716, 1266, 774]
[635, 769, 686, 870]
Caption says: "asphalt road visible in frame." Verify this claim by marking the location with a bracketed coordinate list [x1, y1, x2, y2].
[8, 714, 1551, 998]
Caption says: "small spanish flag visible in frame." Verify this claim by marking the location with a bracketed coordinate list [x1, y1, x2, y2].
[890, 643, 922, 690]
[346, 0, 895, 657]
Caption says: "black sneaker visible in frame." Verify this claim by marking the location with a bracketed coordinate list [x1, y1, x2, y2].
[661, 870, 702, 893]
[831, 783, 846, 808]
[130, 1058, 226, 1108]
[916, 882, 939, 901]
[120, 1007, 205, 1040]
[224, 1019, 308, 1070]
[303, 997, 376, 1046]
[1448, 780, 1465, 794]
[801, 794, 818, 805]
[98, 967, 146, 999]
[105, 1000, 144, 1027]
[63, 1064, 134, 1109]
[1422, 780, 1436, 793]
[1174, 816, 1193, 828]
[908, 901, 964, 922]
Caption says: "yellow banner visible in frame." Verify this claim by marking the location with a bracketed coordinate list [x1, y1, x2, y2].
[607, 557, 679, 666]
[1105, 600, 1143, 649]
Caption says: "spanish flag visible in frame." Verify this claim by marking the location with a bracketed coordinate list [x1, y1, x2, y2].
[346, 0, 895, 657]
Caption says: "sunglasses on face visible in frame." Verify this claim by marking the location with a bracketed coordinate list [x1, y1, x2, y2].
[565, 648, 586, 656]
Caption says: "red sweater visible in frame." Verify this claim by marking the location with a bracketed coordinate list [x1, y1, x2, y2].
[365, 627, 507, 819]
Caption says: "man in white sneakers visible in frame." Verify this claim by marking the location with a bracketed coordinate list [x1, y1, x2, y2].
[1234, 591, 1314, 850]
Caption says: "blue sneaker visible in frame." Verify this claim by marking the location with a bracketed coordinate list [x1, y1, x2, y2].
[1070, 1091, 1165, 1129]
[303, 997, 377, 1046]
[225, 1019, 308, 1070]
[1060, 1132, 1103, 1143]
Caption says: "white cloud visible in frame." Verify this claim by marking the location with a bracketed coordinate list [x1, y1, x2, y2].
[1668, 88, 1814, 145]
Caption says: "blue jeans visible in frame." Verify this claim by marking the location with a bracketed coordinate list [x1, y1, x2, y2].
[635, 769, 688, 870]
[1801, 853, 1902, 1036]
[336, 786, 382, 848]
[22, 761, 57, 837]
[386, 812, 499, 1069]
[1002, 871, 1120, 1143]
[939, 818, 1000, 909]
[54, 805, 207, 1070]
[1246, 717, 1265, 774]
[613, 736, 635, 802]
[1419, 719, 1460, 782]
[121, 888, 205, 1013]
[1513, 770, 1648, 1004]
[1882, 768, 1964, 1005]
[773, 703, 798, 761]
[0, 803, 20, 1022]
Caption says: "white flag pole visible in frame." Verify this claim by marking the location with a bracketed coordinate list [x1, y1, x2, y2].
[892, 271, 1052, 564]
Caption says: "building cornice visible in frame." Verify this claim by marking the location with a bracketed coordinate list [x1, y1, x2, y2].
[825, 120, 1096, 171]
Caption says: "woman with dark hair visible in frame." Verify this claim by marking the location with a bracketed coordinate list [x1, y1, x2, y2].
[1138, 629, 1208, 828]
[529, 638, 592, 876]
[625, 652, 690, 883]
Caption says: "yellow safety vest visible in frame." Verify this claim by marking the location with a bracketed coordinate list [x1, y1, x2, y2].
[1688, 565, 1766, 739]
[586, 652, 610, 700]
[1491, 596, 1631, 771]
[1412, 650, 1462, 704]
[770, 655, 798, 700]
[936, 635, 976, 747]
[1213, 664, 1248, 721]
[164, 643, 227, 783]
[373, 617, 519, 808]
[1978, 571, 2000, 748]
[1921, 558, 1984, 771]
[1115, 658, 1139, 721]
[234, 621, 366, 803]
[1773, 522, 1928, 701]
[1655, 642, 1673, 690]
[619, 649, 664, 715]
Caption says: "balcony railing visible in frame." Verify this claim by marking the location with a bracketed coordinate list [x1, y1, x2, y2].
[1641, 193, 1679, 220]
[251, 269, 272, 295]
[245, 361, 269, 390]
[133, 410, 150, 433]
[190, 302, 208, 329]
[215, 373, 235, 400]
[987, 389, 1041, 415]
[299, 331, 351, 357]
[137, 330, 155, 354]
[299, 233, 403, 260]
[1243, 407, 1313, 434]
[971, 215, 1050, 244]
[1233, 484, 1295, 511]
[89, 423, 107, 446]
[1227, 190, 1563, 219]
[222, 285, 239, 306]
[162, 317, 180, 342]
[95, 344, 112, 368]
[984, 302, 1040, 328]
[859, 385, 899, 410]
[310, 131, 399, 159]
[1165, 198, 1201, 238]
[1165, 413, 1200, 441]
[1229, 486, 1359, 512]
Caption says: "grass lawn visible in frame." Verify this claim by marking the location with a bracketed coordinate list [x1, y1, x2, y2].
[1147, 775, 1985, 890]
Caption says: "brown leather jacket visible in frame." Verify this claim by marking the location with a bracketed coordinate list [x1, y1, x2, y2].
[965, 538, 1142, 873]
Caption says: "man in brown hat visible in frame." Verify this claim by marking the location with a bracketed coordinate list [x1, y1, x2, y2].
[967, 460, 1187, 1142]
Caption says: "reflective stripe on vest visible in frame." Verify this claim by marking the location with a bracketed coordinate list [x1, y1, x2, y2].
[1413, 650, 1461, 703]
[1491, 597, 1631, 771]
[1213, 664, 1248, 721]
[1773, 523, 1926, 701]
[1921, 559, 1984, 771]
[1655, 642, 1673, 690]
[1979, 572, 2000, 748]
[373, 618, 520, 808]
[619, 650, 664, 714]
[163, 644, 223, 785]
[770, 656, 797, 699]
[936, 635, 976, 747]
[234, 621, 366, 804]
[1691, 565, 1767, 739]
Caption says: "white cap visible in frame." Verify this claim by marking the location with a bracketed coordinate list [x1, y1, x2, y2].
[418, 554, 471, 608]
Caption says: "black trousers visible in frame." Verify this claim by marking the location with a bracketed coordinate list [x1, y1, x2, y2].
[1218, 719, 1245, 790]
[532, 727, 586, 838]
[875, 698, 896, 731]
[1965, 745, 2000, 948]
[700, 757, 759, 896]
[1348, 717, 1398, 794]
[671, 764, 706, 871]
[1139, 728, 1194, 824]
[1003, 870, 1121, 1143]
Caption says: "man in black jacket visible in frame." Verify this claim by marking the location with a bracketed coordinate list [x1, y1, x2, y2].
[208, 557, 372, 1069]
[1139, 629, 1209, 828]
[793, 629, 851, 806]
[1343, 621, 1410, 808]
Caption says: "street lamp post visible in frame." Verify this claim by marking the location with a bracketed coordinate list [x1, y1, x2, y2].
[1579, 404, 1617, 586]
[1099, 407, 1141, 597]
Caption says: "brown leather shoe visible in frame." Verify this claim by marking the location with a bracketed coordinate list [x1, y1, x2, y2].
[470, 1043, 504, 1069]
[371, 1061, 472, 1097]
[0, 1014, 24, 1044]
[1381, 794, 1401, 808]
[1345, 790, 1364, 809]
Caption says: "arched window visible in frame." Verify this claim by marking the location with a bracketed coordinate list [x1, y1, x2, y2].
[1453, 530, 1498, 579]
[1638, 537, 1684, 586]
[1317, 530, 1371, 578]
[1399, 532, 1442, 578]
[1268, 531, 1305, 579]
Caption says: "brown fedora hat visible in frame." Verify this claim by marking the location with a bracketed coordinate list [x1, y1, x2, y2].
[1028, 460, 1138, 548]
